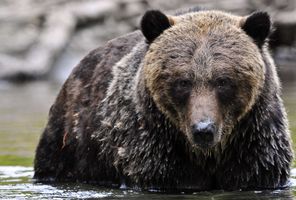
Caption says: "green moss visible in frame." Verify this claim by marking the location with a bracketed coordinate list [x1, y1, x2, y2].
[0, 155, 33, 166]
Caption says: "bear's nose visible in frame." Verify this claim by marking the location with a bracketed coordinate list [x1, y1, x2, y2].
[191, 120, 216, 146]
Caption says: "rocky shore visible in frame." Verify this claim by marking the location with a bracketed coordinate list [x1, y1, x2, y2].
[1, 0, 295, 82]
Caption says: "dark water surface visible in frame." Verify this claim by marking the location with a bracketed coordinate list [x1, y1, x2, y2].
[0, 62, 296, 199]
[0, 167, 296, 199]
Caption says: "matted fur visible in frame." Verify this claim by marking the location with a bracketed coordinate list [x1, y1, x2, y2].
[34, 9, 293, 191]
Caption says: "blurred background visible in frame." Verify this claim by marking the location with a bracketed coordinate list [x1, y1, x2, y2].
[0, 0, 295, 166]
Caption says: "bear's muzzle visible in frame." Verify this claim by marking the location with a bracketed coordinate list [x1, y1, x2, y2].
[191, 119, 217, 148]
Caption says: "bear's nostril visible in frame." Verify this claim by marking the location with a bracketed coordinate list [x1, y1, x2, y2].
[191, 121, 215, 144]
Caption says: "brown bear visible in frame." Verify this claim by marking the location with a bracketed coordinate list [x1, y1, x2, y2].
[34, 8, 293, 191]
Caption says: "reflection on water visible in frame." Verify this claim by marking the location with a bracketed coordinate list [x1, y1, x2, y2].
[0, 166, 123, 199]
[0, 62, 295, 199]
[0, 166, 295, 200]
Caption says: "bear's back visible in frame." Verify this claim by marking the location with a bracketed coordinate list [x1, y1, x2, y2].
[69, 31, 143, 105]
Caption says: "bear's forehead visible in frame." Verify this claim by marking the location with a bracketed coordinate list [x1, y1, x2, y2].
[150, 11, 253, 53]
[175, 10, 242, 28]
[152, 23, 258, 64]
[167, 14, 244, 42]
[145, 10, 264, 79]
[150, 12, 258, 61]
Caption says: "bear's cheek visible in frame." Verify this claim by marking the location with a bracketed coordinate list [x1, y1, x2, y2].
[149, 81, 181, 124]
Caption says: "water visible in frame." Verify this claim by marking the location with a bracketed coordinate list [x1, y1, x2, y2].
[0, 62, 296, 199]
[0, 81, 60, 166]
[0, 166, 295, 200]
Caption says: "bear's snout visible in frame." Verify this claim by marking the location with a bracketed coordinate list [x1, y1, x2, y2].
[191, 119, 217, 148]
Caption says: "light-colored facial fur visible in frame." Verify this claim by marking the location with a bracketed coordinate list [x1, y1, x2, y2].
[143, 11, 265, 149]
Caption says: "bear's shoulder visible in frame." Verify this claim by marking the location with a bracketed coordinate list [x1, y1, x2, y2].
[71, 30, 143, 83]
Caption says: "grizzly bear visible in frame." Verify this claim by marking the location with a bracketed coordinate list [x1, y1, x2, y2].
[34, 8, 293, 191]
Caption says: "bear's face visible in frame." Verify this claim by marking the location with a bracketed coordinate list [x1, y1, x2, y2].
[141, 10, 270, 149]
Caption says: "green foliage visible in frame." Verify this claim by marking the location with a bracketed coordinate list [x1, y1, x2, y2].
[0, 155, 33, 166]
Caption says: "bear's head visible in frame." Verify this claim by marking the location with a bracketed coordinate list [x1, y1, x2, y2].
[141, 10, 271, 149]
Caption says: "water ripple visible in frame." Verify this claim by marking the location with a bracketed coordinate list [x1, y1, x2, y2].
[0, 166, 295, 200]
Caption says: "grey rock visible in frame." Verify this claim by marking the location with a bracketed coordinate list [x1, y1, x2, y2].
[1, 0, 296, 82]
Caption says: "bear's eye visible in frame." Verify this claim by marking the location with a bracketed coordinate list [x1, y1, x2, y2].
[170, 79, 192, 106]
[176, 79, 192, 89]
[215, 78, 232, 89]
[169, 55, 178, 59]
[214, 77, 236, 104]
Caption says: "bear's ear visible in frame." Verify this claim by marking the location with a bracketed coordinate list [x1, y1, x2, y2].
[241, 11, 272, 47]
[140, 10, 173, 43]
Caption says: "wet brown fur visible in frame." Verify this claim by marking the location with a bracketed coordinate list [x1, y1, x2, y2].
[34, 10, 293, 191]
[144, 11, 265, 144]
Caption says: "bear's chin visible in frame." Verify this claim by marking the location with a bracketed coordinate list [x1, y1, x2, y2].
[193, 141, 218, 151]
[192, 142, 219, 154]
